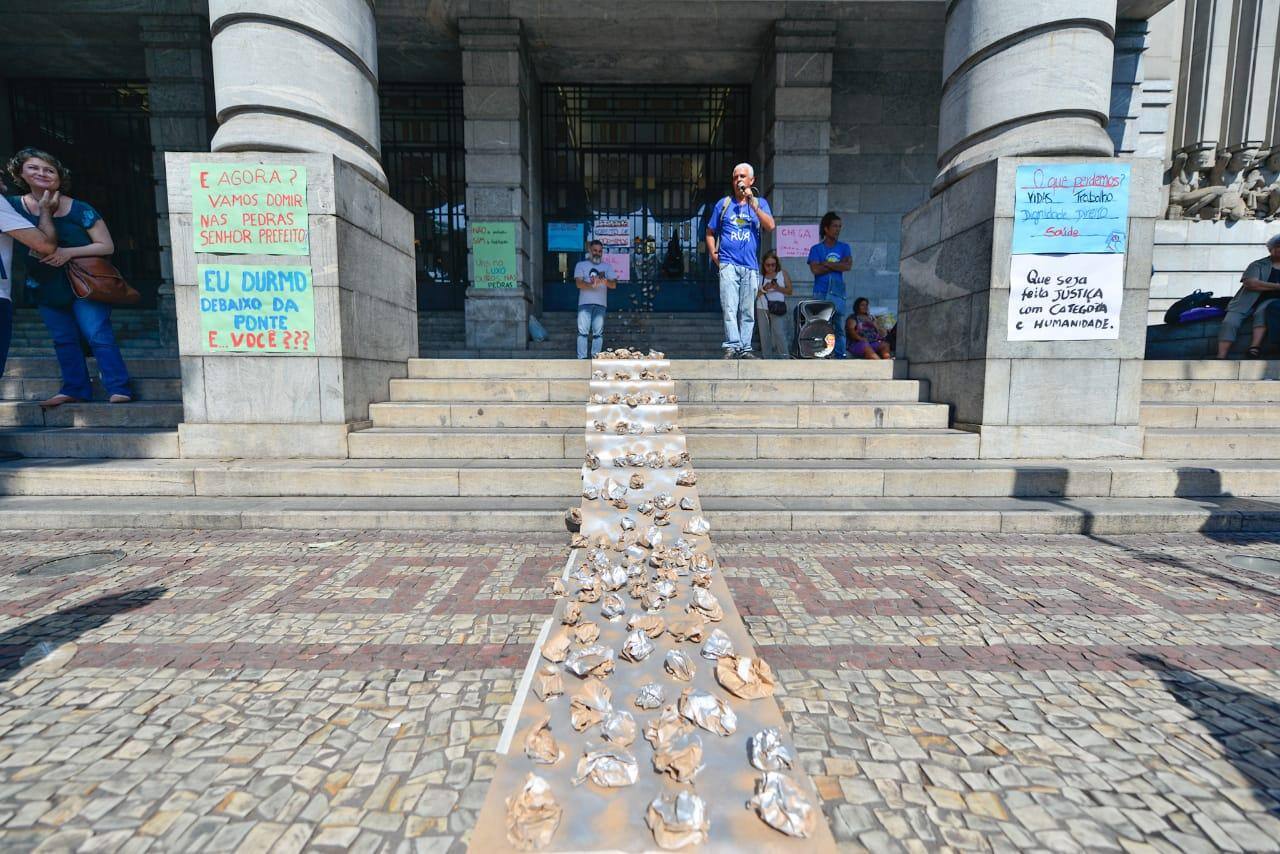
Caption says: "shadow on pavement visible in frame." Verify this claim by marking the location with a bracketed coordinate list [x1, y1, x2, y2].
[1136, 653, 1280, 817]
[0, 586, 165, 683]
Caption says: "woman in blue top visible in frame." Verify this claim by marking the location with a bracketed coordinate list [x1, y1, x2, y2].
[6, 148, 133, 407]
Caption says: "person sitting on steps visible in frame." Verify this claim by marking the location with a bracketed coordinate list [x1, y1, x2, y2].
[845, 297, 891, 360]
[1217, 233, 1280, 359]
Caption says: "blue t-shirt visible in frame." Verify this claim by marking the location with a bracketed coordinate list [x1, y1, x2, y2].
[707, 195, 772, 270]
[808, 240, 852, 298]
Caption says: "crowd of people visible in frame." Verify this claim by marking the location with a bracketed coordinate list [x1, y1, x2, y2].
[574, 161, 893, 360]
[0, 147, 133, 405]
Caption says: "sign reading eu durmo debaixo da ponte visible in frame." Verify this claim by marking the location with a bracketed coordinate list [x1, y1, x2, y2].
[1008, 163, 1131, 342]
[191, 163, 315, 353]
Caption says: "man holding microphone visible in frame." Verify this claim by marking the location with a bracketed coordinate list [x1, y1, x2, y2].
[706, 162, 774, 359]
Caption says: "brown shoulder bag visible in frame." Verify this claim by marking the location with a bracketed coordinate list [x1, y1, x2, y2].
[66, 257, 141, 305]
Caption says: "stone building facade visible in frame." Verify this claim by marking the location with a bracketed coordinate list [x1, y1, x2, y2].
[0, 0, 1276, 348]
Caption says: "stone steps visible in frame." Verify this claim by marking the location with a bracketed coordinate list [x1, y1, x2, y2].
[347, 427, 981, 460]
[0, 493, 1273, 533]
[387, 377, 926, 403]
[366, 400, 951, 429]
[0, 377, 183, 402]
[1142, 428, 1280, 458]
[0, 401, 184, 428]
[0, 428, 181, 459]
[1142, 402, 1280, 429]
[1142, 379, 1280, 402]
[404, 358, 898, 379]
[1, 357, 182, 379]
[1140, 360, 1280, 457]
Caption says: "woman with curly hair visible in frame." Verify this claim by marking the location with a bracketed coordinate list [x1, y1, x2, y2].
[6, 147, 133, 407]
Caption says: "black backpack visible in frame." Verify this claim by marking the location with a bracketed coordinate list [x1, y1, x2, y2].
[1163, 290, 1228, 325]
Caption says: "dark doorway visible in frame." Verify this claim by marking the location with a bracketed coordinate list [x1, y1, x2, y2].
[541, 84, 749, 313]
[380, 83, 468, 312]
[7, 80, 161, 308]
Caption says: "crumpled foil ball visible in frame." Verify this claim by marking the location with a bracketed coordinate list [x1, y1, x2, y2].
[683, 515, 711, 536]
[620, 629, 655, 662]
[600, 709, 637, 747]
[523, 717, 564, 765]
[564, 644, 615, 678]
[715, 654, 777, 700]
[678, 688, 737, 736]
[600, 564, 628, 592]
[573, 744, 639, 788]
[634, 682, 665, 710]
[600, 592, 627, 621]
[664, 649, 696, 681]
[748, 727, 795, 772]
[572, 621, 600, 645]
[505, 773, 561, 851]
[667, 613, 706, 643]
[747, 772, 817, 838]
[646, 789, 709, 849]
[532, 664, 563, 702]
[700, 628, 734, 660]
[569, 677, 612, 731]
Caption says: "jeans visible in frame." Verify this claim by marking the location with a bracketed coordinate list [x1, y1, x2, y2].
[38, 299, 132, 399]
[0, 298, 10, 383]
[719, 263, 758, 352]
[814, 287, 847, 357]
[576, 304, 606, 359]
[755, 304, 790, 358]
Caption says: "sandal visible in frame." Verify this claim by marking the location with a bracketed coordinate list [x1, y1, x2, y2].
[1248, 347, 1262, 358]
[39, 394, 80, 410]
[109, 394, 133, 404]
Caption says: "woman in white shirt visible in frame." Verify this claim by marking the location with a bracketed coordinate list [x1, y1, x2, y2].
[755, 250, 792, 359]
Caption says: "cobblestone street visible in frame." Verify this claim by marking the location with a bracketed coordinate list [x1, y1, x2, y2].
[0, 529, 1277, 853]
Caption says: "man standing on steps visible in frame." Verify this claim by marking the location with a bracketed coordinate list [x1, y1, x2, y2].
[707, 162, 774, 359]
[808, 211, 854, 359]
[574, 239, 616, 359]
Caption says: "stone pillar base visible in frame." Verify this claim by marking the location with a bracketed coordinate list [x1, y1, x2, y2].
[178, 422, 365, 458]
[464, 286, 530, 351]
[899, 156, 1161, 460]
[166, 152, 417, 459]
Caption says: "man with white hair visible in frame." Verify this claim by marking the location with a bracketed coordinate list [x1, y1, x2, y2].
[706, 162, 774, 359]
[1216, 233, 1280, 358]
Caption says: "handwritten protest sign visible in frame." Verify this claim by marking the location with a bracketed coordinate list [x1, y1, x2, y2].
[777, 224, 818, 258]
[1011, 163, 1131, 255]
[471, 222, 519, 288]
[198, 264, 314, 353]
[603, 251, 630, 281]
[1007, 253, 1124, 341]
[547, 222, 584, 252]
[191, 164, 308, 255]
[593, 218, 631, 247]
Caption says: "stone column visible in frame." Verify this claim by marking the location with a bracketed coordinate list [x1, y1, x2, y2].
[900, 0, 1162, 458]
[1220, 0, 1280, 161]
[207, 0, 387, 190]
[1171, 0, 1236, 168]
[935, 0, 1118, 192]
[754, 19, 835, 302]
[164, 1, 417, 458]
[460, 16, 537, 352]
[141, 14, 214, 350]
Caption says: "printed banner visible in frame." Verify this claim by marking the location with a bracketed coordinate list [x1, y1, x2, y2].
[1011, 163, 1131, 255]
[471, 222, 519, 288]
[547, 222, 585, 252]
[593, 217, 631, 247]
[777, 224, 819, 258]
[198, 264, 314, 353]
[1008, 253, 1125, 341]
[191, 163, 308, 255]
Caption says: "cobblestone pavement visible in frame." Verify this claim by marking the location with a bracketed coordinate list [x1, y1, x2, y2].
[0, 529, 1278, 853]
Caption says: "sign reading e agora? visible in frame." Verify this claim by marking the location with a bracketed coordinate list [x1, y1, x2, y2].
[198, 264, 315, 353]
[1011, 163, 1131, 255]
[471, 222, 519, 288]
[191, 163, 309, 255]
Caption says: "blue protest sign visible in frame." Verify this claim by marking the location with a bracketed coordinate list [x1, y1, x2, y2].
[1011, 163, 1131, 255]
[547, 222, 585, 252]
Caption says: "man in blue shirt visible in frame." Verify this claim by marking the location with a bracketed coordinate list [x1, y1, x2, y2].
[706, 162, 774, 359]
[808, 211, 853, 358]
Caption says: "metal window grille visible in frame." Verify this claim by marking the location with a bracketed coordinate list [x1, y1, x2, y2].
[7, 80, 160, 307]
[541, 84, 749, 309]
[380, 83, 467, 311]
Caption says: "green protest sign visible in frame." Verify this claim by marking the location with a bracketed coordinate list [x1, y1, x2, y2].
[191, 163, 309, 255]
[471, 221, 519, 288]
[197, 264, 315, 353]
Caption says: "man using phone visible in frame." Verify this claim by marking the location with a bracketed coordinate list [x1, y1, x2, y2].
[574, 239, 616, 359]
[706, 162, 775, 359]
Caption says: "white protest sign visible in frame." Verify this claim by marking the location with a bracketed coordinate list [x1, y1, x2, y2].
[593, 218, 631, 247]
[1007, 253, 1125, 341]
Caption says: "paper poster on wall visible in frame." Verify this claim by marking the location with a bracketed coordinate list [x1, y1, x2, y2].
[593, 218, 631, 247]
[191, 163, 308, 255]
[471, 221, 519, 288]
[777, 224, 819, 258]
[1011, 163, 1131, 255]
[198, 264, 314, 353]
[1007, 253, 1125, 341]
[547, 222, 585, 252]
[602, 251, 630, 282]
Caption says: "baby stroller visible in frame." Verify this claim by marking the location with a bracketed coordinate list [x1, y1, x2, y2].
[791, 299, 837, 359]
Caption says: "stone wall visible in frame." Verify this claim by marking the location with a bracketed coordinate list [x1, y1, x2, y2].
[823, 4, 944, 312]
